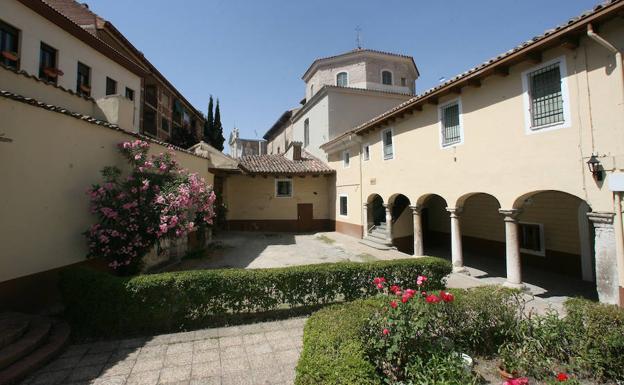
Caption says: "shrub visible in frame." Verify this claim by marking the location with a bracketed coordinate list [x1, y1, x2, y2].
[61, 257, 451, 337]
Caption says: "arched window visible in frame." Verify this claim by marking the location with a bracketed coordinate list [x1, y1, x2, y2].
[382, 70, 393, 85]
[336, 72, 348, 87]
[310, 84, 314, 96]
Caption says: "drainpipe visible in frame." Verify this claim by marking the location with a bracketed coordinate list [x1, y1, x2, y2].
[587, 23, 624, 305]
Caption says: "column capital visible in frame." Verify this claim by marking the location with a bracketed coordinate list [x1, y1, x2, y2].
[499, 208, 522, 221]
[446, 207, 463, 216]
[383, 203, 392, 209]
[587, 211, 614, 227]
[362, 203, 368, 208]
[409, 205, 422, 214]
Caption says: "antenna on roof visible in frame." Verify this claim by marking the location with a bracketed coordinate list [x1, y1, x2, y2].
[355, 26, 362, 49]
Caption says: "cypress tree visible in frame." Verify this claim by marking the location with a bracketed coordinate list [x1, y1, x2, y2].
[204, 95, 214, 143]
[212, 99, 225, 151]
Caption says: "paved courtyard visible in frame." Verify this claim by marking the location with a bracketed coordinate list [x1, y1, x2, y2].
[20, 318, 306, 385]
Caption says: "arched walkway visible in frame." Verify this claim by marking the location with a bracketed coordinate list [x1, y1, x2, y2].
[366, 194, 385, 230]
[417, 194, 451, 257]
[388, 194, 413, 254]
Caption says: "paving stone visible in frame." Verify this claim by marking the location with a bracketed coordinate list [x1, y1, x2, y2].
[164, 352, 193, 367]
[217, 327, 243, 338]
[264, 331, 292, 341]
[144, 334, 172, 346]
[241, 334, 267, 346]
[119, 337, 147, 349]
[92, 375, 128, 385]
[126, 369, 160, 385]
[138, 345, 168, 358]
[220, 372, 253, 385]
[220, 345, 246, 360]
[218, 336, 242, 348]
[158, 365, 191, 383]
[190, 377, 221, 385]
[40, 355, 81, 372]
[220, 359, 250, 374]
[101, 360, 135, 377]
[66, 364, 104, 382]
[267, 338, 298, 352]
[193, 339, 219, 352]
[191, 361, 222, 378]
[194, 329, 219, 339]
[30, 369, 70, 385]
[131, 357, 164, 374]
[247, 354, 279, 371]
[244, 343, 272, 356]
[193, 349, 220, 364]
[251, 367, 284, 385]
[167, 342, 194, 355]
[79, 352, 112, 366]
[169, 332, 196, 344]
[88, 341, 121, 354]
[111, 347, 141, 362]
[274, 350, 299, 365]
[237, 324, 266, 335]
[58, 344, 90, 358]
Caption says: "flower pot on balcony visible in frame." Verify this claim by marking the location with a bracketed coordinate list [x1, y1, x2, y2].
[1, 51, 18, 62]
[80, 84, 91, 94]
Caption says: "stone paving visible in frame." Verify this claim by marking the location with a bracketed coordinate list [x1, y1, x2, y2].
[20, 318, 306, 385]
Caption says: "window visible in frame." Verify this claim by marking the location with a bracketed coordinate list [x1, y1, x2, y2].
[161, 118, 170, 133]
[125, 87, 134, 101]
[440, 100, 463, 147]
[142, 108, 157, 136]
[304, 118, 310, 147]
[0, 20, 19, 69]
[275, 179, 292, 197]
[527, 62, 564, 128]
[336, 72, 348, 87]
[382, 70, 393, 85]
[277, 146, 281, 154]
[401, 77, 407, 86]
[362, 143, 370, 161]
[145, 85, 157, 107]
[106, 77, 117, 95]
[76, 62, 91, 96]
[519, 223, 545, 256]
[38, 43, 58, 83]
[382, 128, 393, 160]
[343, 151, 350, 168]
[310, 84, 314, 96]
[339, 195, 348, 217]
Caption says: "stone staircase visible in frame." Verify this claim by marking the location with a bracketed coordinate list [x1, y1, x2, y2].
[359, 222, 396, 250]
[0, 313, 70, 385]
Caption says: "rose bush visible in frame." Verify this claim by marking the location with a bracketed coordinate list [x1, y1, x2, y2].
[85, 140, 216, 274]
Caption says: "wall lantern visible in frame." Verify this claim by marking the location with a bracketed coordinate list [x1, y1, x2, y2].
[586, 154, 603, 181]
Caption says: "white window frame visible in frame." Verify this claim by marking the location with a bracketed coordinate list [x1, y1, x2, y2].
[342, 150, 350, 168]
[339, 194, 348, 217]
[336, 71, 349, 87]
[362, 143, 370, 161]
[275, 178, 293, 198]
[438, 98, 464, 149]
[380, 69, 394, 86]
[381, 127, 394, 160]
[519, 222, 546, 257]
[521, 55, 571, 134]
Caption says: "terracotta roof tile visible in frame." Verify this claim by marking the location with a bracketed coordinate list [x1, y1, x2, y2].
[238, 151, 334, 175]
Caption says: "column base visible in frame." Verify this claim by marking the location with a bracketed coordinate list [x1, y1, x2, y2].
[503, 281, 528, 291]
[452, 266, 470, 275]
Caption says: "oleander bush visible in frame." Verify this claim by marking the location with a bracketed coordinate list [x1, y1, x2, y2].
[60, 257, 450, 337]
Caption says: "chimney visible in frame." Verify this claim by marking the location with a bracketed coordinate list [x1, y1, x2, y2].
[292, 141, 302, 161]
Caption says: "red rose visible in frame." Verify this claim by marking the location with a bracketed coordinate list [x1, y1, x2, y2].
[405, 289, 416, 298]
[382, 328, 390, 335]
[376, 283, 384, 289]
[425, 294, 440, 303]
[395, 290, 402, 296]
[440, 291, 454, 303]
[390, 300, 398, 309]
[401, 295, 409, 303]
[390, 285, 400, 293]
[556, 373, 569, 382]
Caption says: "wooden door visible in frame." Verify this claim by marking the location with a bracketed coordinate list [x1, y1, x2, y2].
[297, 203, 314, 232]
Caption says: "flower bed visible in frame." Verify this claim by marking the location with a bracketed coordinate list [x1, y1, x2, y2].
[60, 257, 450, 337]
[296, 283, 624, 385]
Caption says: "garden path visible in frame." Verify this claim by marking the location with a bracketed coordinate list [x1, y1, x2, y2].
[20, 318, 306, 385]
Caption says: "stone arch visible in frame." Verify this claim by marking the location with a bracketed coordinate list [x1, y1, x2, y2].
[455, 192, 502, 209]
[366, 193, 385, 229]
[388, 194, 413, 254]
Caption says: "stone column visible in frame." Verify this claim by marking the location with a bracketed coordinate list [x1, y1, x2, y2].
[410, 205, 424, 256]
[588, 212, 619, 305]
[499, 209, 526, 290]
[383, 203, 392, 242]
[362, 203, 368, 238]
[447, 207, 468, 273]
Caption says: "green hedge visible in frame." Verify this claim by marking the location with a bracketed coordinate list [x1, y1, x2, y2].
[61, 257, 450, 337]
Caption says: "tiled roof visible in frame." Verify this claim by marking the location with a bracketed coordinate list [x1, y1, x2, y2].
[42, 0, 103, 33]
[238, 151, 334, 175]
[321, 0, 622, 149]
[302, 48, 419, 80]
[0, 90, 209, 160]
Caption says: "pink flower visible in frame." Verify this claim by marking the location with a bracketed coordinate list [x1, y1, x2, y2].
[425, 294, 440, 303]
[390, 285, 400, 294]
[382, 328, 390, 335]
[416, 275, 428, 286]
[390, 300, 398, 309]
[503, 378, 529, 385]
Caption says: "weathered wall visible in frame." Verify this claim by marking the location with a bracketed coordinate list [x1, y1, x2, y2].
[0, 96, 213, 283]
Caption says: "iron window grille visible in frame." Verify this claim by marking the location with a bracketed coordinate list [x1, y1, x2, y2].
[276, 180, 292, 197]
[0, 20, 19, 69]
[528, 63, 564, 128]
[340, 196, 348, 216]
[441, 103, 461, 146]
[383, 130, 393, 160]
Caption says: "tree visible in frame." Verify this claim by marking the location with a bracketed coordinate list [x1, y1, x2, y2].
[204, 96, 214, 143]
[212, 99, 225, 151]
[170, 124, 198, 149]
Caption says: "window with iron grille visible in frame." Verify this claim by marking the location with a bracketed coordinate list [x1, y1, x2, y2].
[106, 77, 117, 95]
[382, 70, 392, 85]
[363, 144, 370, 161]
[304, 118, 309, 147]
[382, 129, 393, 160]
[276, 179, 292, 197]
[336, 72, 348, 87]
[76, 62, 91, 96]
[343, 151, 350, 168]
[125, 87, 134, 101]
[519, 223, 545, 256]
[440, 102, 461, 146]
[339, 195, 348, 216]
[0, 20, 19, 69]
[39, 43, 58, 84]
[528, 62, 564, 128]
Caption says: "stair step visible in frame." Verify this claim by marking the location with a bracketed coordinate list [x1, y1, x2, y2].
[368, 231, 387, 241]
[359, 237, 396, 251]
[0, 321, 70, 385]
[0, 317, 51, 370]
[0, 315, 30, 350]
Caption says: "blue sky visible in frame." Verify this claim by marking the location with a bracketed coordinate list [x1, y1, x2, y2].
[87, 0, 597, 149]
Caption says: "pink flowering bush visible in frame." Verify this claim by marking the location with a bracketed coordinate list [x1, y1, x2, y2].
[85, 140, 215, 274]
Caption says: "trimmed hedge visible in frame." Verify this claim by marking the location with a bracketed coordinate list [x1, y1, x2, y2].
[61, 257, 450, 336]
